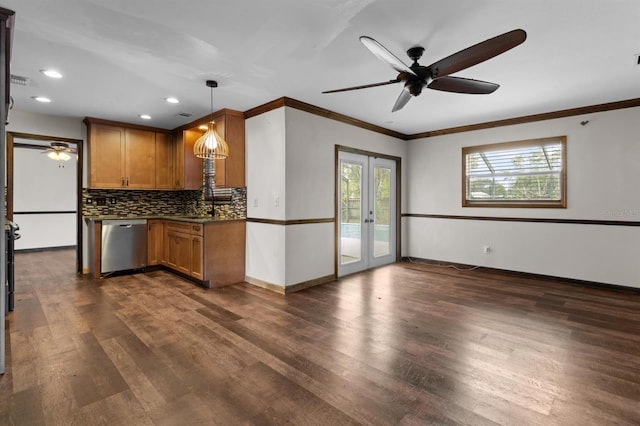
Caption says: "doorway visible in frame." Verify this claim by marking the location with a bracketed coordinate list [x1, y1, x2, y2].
[7, 132, 83, 273]
[337, 148, 398, 277]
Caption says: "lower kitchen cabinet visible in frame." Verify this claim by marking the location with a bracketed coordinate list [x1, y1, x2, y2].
[190, 235, 204, 280]
[147, 219, 163, 266]
[163, 219, 244, 287]
[166, 230, 192, 275]
[88, 217, 245, 287]
[202, 220, 245, 287]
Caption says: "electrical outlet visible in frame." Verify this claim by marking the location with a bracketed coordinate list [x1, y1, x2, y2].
[96, 197, 106, 206]
[483, 245, 491, 254]
[274, 196, 279, 207]
[253, 198, 258, 207]
[86, 198, 93, 204]
[109, 197, 116, 204]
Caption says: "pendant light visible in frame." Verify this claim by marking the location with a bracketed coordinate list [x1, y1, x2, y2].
[193, 80, 229, 159]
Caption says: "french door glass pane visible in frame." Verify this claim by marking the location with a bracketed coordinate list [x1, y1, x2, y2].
[340, 162, 362, 265]
[373, 165, 391, 257]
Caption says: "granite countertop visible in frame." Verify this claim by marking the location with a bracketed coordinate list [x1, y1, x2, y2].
[84, 215, 245, 224]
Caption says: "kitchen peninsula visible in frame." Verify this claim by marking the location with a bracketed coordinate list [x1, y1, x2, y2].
[87, 215, 245, 288]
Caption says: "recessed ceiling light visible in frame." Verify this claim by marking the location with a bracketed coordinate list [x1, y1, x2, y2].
[165, 97, 179, 104]
[41, 69, 62, 79]
[139, 114, 152, 120]
[32, 96, 51, 103]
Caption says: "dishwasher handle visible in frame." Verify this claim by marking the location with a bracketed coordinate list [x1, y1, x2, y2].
[119, 224, 133, 228]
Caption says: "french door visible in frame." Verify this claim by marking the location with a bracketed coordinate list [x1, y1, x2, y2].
[338, 151, 397, 277]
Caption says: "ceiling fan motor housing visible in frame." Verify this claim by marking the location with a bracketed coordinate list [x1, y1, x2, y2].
[407, 81, 424, 96]
[51, 142, 70, 150]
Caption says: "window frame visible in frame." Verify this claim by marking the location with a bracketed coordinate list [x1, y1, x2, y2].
[462, 136, 567, 208]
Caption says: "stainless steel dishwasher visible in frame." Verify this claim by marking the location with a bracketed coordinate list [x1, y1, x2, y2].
[101, 219, 147, 275]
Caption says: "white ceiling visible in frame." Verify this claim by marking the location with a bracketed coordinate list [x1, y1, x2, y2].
[4, 0, 640, 134]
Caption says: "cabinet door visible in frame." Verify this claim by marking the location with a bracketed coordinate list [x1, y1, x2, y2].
[180, 129, 204, 190]
[155, 133, 174, 189]
[125, 128, 156, 189]
[147, 220, 163, 266]
[89, 124, 125, 188]
[213, 111, 245, 188]
[225, 113, 245, 188]
[213, 117, 226, 187]
[160, 221, 168, 265]
[173, 132, 184, 189]
[167, 231, 191, 275]
[190, 235, 204, 280]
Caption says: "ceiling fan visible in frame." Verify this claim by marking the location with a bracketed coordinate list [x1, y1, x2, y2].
[323, 29, 527, 112]
[42, 141, 77, 161]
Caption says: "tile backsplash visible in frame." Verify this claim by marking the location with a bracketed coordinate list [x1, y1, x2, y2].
[83, 187, 246, 220]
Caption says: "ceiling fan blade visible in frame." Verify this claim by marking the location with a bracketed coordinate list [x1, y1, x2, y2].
[428, 29, 526, 78]
[360, 36, 417, 76]
[391, 87, 412, 112]
[428, 76, 499, 94]
[322, 79, 400, 94]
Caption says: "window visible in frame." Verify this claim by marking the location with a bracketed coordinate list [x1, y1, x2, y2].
[462, 136, 566, 208]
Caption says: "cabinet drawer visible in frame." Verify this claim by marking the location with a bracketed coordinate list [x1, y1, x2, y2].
[165, 220, 191, 234]
[165, 220, 204, 236]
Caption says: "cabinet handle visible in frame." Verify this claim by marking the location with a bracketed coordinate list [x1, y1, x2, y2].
[126, 177, 129, 186]
[121, 177, 125, 186]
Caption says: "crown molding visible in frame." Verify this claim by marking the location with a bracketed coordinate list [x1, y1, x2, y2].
[244, 96, 640, 140]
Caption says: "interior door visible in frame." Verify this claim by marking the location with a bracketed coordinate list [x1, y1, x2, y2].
[338, 151, 396, 276]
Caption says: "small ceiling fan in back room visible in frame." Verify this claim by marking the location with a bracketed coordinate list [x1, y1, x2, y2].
[323, 29, 527, 112]
[42, 141, 77, 161]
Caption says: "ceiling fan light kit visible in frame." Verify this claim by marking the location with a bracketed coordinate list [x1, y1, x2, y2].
[44, 141, 76, 161]
[47, 151, 71, 161]
[323, 29, 527, 112]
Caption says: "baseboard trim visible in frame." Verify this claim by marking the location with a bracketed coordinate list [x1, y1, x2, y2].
[245, 276, 286, 294]
[402, 256, 640, 293]
[246, 217, 335, 226]
[15, 245, 75, 253]
[245, 274, 336, 294]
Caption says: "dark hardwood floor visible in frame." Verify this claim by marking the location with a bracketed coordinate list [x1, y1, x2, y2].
[2, 249, 640, 425]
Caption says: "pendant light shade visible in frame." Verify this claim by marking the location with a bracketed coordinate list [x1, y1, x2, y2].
[193, 120, 229, 159]
[193, 80, 229, 160]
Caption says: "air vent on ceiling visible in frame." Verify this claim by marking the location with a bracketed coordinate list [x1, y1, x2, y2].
[178, 112, 193, 117]
[10, 74, 30, 86]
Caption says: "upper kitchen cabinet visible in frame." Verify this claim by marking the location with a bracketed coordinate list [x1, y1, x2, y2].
[174, 128, 204, 190]
[155, 132, 175, 189]
[173, 108, 245, 189]
[85, 118, 168, 189]
[86, 122, 123, 189]
[214, 109, 245, 188]
[125, 128, 156, 188]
